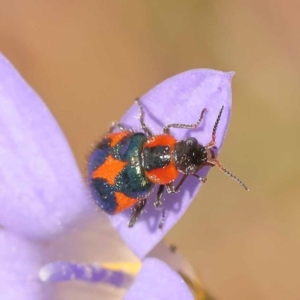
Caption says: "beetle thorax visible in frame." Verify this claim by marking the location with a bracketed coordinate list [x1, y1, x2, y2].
[174, 137, 207, 174]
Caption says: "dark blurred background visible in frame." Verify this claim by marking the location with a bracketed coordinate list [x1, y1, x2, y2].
[1, 1, 299, 299]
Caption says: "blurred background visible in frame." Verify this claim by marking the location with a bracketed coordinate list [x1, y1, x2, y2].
[0, 1, 299, 299]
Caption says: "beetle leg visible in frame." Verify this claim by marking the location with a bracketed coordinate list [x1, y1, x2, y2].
[191, 173, 207, 183]
[163, 108, 207, 134]
[154, 185, 165, 209]
[109, 122, 126, 133]
[158, 175, 188, 229]
[154, 186, 167, 230]
[158, 208, 166, 230]
[166, 183, 175, 193]
[128, 198, 147, 228]
[135, 98, 153, 137]
[166, 174, 189, 193]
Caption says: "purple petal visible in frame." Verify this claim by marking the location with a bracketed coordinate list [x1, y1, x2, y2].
[0, 230, 51, 300]
[110, 69, 233, 258]
[0, 54, 91, 239]
[123, 257, 194, 300]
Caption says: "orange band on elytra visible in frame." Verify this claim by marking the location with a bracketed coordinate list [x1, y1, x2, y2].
[92, 154, 128, 185]
[114, 191, 139, 213]
[107, 131, 130, 147]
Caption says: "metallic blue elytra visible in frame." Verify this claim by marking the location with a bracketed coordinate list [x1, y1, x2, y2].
[88, 131, 153, 214]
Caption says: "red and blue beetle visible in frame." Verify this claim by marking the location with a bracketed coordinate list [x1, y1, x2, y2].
[88, 99, 248, 228]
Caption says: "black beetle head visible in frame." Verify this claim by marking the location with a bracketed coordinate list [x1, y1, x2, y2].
[174, 137, 208, 174]
[172, 105, 249, 191]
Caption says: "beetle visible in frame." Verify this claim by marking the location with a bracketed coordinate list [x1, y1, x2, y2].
[88, 99, 248, 228]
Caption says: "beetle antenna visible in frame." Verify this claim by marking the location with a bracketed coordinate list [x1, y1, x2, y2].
[214, 159, 249, 191]
[206, 106, 224, 149]
[213, 106, 224, 138]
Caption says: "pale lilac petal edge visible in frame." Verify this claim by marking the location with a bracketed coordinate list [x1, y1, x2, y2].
[0, 54, 92, 239]
[124, 257, 194, 300]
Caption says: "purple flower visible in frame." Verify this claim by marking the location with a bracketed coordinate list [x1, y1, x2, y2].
[108, 68, 233, 258]
[0, 53, 232, 299]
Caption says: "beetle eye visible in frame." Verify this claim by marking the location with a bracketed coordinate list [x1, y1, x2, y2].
[186, 137, 197, 145]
